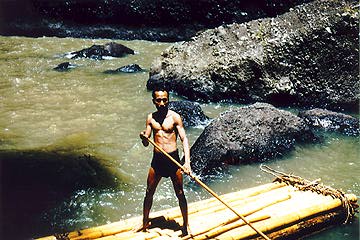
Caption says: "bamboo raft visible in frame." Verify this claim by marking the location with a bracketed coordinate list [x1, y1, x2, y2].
[37, 167, 358, 240]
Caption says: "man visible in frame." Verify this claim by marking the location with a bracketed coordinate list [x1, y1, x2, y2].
[139, 88, 191, 236]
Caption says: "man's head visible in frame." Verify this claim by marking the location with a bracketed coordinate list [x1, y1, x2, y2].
[152, 88, 169, 112]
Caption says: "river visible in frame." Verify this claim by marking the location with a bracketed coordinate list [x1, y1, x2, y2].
[0, 36, 358, 240]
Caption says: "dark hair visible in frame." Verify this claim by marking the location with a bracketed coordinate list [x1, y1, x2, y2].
[152, 87, 169, 99]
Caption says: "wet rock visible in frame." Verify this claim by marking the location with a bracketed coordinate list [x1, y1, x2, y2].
[29, 0, 311, 28]
[190, 103, 317, 176]
[71, 42, 134, 60]
[169, 101, 210, 127]
[53, 62, 76, 71]
[2, 0, 312, 41]
[299, 108, 359, 136]
[148, 0, 359, 111]
[103, 64, 144, 74]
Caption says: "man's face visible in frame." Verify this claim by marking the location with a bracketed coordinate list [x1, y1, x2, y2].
[153, 91, 169, 111]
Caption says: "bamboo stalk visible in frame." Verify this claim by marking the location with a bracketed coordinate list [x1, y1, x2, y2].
[196, 214, 271, 240]
[145, 136, 271, 240]
[253, 211, 344, 239]
[36, 184, 286, 240]
[36, 184, 357, 240]
[184, 193, 291, 239]
[139, 194, 290, 239]
[151, 182, 286, 222]
[68, 217, 141, 240]
[211, 193, 355, 239]
[171, 186, 292, 229]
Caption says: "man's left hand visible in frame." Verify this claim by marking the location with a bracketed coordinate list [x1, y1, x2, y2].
[182, 161, 192, 175]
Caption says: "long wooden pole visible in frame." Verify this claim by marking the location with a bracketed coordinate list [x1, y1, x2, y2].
[145, 136, 271, 240]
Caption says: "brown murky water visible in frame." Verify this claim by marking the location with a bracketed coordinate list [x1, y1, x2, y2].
[0, 36, 358, 239]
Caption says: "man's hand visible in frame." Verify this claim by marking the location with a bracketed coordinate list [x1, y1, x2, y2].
[139, 131, 147, 140]
[139, 131, 149, 146]
[182, 161, 192, 175]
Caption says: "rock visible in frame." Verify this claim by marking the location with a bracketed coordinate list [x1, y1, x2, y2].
[148, 0, 359, 111]
[168, 101, 210, 127]
[53, 62, 76, 71]
[299, 108, 359, 136]
[104, 42, 135, 57]
[190, 103, 317, 176]
[3, 0, 312, 41]
[31, 0, 311, 27]
[103, 64, 144, 74]
[71, 42, 134, 60]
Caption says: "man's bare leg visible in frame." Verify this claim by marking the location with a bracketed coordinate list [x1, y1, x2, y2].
[142, 167, 161, 231]
[171, 169, 188, 236]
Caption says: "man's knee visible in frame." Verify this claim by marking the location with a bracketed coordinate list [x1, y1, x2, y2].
[145, 188, 155, 199]
[175, 189, 186, 200]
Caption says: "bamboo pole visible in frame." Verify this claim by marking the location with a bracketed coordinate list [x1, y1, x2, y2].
[253, 211, 343, 239]
[166, 185, 290, 228]
[36, 184, 286, 240]
[195, 215, 271, 240]
[35, 188, 357, 240]
[184, 193, 291, 239]
[144, 136, 271, 240]
[152, 182, 286, 222]
[211, 193, 356, 240]
[182, 187, 291, 229]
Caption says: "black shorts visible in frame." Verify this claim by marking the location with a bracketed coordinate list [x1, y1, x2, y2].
[151, 150, 182, 178]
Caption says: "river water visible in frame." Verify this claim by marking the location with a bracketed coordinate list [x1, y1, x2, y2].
[0, 36, 358, 240]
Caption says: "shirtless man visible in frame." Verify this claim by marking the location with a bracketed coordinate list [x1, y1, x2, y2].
[139, 88, 191, 236]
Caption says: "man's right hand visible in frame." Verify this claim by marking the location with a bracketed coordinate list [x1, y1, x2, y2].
[140, 131, 149, 146]
[139, 131, 147, 140]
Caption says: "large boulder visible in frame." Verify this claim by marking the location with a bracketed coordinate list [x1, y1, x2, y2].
[168, 101, 209, 127]
[71, 42, 134, 60]
[148, 0, 359, 111]
[190, 103, 317, 176]
[299, 108, 359, 136]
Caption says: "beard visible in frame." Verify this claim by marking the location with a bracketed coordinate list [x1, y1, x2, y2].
[156, 105, 168, 113]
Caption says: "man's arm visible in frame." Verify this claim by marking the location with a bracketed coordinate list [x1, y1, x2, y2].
[175, 113, 191, 174]
[140, 114, 152, 147]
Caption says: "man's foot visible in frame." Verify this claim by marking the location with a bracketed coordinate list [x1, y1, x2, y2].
[179, 226, 188, 237]
[134, 221, 151, 232]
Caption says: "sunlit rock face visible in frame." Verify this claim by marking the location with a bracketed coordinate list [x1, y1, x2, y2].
[148, 0, 359, 111]
[190, 103, 318, 176]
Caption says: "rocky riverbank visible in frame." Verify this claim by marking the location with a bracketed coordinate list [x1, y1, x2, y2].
[148, 0, 359, 111]
[1, 0, 311, 41]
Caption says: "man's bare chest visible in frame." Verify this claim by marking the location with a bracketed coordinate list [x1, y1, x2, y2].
[151, 116, 176, 133]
